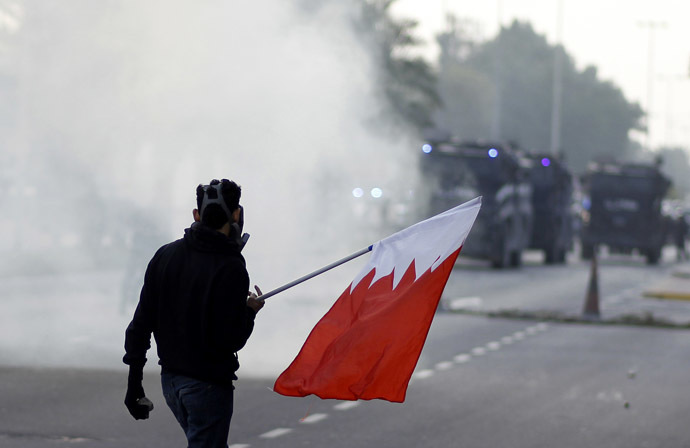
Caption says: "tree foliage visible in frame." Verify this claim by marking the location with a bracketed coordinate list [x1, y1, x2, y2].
[436, 19, 644, 174]
[658, 146, 690, 198]
[353, 0, 440, 133]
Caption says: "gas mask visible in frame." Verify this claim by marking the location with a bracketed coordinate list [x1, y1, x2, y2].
[199, 183, 250, 251]
[232, 205, 250, 249]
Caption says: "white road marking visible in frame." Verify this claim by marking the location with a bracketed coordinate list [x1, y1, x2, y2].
[435, 361, 454, 371]
[486, 341, 501, 351]
[413, 369, 435, 380]
[596, 390, 624, 403]
[454, 354, 471, 363]
[300, 413, 328, 424]
[446, 296, 483, 310]
[333, 401, 360, 411]
[248, 323, 554, 445]
[259, 428, 293, 439]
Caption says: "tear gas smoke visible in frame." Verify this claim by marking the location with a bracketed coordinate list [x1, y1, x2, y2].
[0, 1, 422, 376]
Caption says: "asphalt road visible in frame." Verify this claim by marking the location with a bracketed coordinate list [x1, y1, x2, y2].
[230, 316, 690, 448]
[444, 246, 690, 323]
[2, 315, 690, 448]
[2, 249, 690, 447]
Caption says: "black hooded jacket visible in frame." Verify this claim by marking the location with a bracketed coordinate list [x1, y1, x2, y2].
[123, 222, 256, 386]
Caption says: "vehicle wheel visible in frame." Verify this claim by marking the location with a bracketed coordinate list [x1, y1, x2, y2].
[491, 237, 511, 269]
[510, 250, 522, 267]
[556, 249, 567, 264]
[646, 248, 661, 265]
[545, 244, 558, 264]
[582, 244, 594, 260]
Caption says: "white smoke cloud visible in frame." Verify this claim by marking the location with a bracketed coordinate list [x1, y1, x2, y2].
[1, 0, 423, 376]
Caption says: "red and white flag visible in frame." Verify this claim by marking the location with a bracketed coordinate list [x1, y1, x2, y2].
[273, 197, 481, 403]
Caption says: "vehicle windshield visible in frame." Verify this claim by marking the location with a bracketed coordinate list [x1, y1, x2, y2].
[424, 151, 505, 196]
[591, 174, 658, 197]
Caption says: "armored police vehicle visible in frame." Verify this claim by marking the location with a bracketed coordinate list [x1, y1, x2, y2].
[524, 153, 574, 264]
[420, 139, 533, 268]
[580, 161, 671, 264]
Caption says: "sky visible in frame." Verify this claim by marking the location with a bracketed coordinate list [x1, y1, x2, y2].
[391, 0, 690, 151]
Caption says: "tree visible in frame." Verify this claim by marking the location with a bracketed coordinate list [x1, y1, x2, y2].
[561, 64, 644, 172]
[353, 0, 440, 133]
[435, 16, 493, 138]
[657, 146, 690, 199]
[436, 19, 644, 174]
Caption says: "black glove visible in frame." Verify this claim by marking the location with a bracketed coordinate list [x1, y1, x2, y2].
[124, 366, 153, 420]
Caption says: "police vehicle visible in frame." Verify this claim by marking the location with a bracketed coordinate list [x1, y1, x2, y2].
[580, 161, 671, 264]
[523, 153, 574, 264]
[419, 139, 533, 268]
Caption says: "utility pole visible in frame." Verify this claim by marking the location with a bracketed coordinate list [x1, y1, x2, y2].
[657, 73, 689, 146]
[491, 0, 504, 141]
[638, 20, 667, 150]
[549, 0, 564, 155]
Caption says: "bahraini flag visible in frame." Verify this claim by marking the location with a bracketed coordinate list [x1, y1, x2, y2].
[273, 197, 482, 403]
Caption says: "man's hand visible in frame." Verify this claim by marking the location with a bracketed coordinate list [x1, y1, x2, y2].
[125, 365, 153, 420]
[247, 285, 265, 313]
[124, 383, 154, 420]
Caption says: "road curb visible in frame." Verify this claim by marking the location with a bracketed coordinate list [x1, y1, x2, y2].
[643, 268, 690, 301]
[642, 290, 690, 301]
[445, 308, 690, 329]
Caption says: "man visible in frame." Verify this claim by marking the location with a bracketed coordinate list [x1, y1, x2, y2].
[123, 178, 264, 447]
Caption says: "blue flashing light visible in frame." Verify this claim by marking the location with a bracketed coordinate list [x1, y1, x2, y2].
[488, 148, 498, 158]
[582, 198, 591, 211]
[422, 144, 433, 154]
[541, 157, 551, 167]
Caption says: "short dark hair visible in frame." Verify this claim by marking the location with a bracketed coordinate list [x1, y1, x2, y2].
[196, 179, 241, 229]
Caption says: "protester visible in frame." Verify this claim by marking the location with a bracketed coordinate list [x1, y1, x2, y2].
[123, 178, 264, 447]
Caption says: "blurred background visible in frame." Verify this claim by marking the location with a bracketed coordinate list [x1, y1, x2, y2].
[0, 0, 688, 378]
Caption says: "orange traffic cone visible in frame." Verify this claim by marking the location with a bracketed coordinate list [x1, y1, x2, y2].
[582, 247, 600, 318]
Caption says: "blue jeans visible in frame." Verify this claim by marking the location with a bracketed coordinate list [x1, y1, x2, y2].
[161, 372, 234, 448]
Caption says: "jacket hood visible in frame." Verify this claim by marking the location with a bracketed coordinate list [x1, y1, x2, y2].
[184, 222, 242, 254]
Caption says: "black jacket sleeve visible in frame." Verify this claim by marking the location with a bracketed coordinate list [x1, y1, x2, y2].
[123, 255, 158, 369]
[210, 260, 255, 353]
